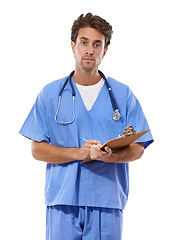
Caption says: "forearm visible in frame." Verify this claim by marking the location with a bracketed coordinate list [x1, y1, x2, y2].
[31, 139, 99, 164]
[111, 143, 144, 163]
[31, 140, 79, 164]
[90, 143, 144, 163]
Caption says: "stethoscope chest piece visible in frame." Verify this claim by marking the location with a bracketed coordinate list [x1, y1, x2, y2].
[113, 109, 121, 121]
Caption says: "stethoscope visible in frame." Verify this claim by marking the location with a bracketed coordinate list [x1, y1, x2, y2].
[55, 70, 121, 125]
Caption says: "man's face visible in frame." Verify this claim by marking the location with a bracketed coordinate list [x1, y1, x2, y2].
[71, 27, 108, 72]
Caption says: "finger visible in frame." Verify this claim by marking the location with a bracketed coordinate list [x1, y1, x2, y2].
[90, 145, 99, 159]
[104, 146, 112, 154]
[83, 140, 100, 148]
[90, 144, 105, 160]
[86, 140, 100, 145]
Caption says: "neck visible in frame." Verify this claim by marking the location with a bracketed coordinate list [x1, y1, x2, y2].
[73, 67, 101, 86]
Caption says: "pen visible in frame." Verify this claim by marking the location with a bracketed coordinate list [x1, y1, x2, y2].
[79, 137, 88, 142]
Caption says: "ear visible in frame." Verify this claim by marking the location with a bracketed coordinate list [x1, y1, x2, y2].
[102, 47, 108, 59]
[71, 41, 75, 54]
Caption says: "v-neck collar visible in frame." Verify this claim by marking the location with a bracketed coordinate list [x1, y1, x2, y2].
[71, 77, 107, 113]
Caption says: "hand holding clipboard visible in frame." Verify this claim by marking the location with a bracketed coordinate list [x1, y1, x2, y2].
[80, 129, 149, 164]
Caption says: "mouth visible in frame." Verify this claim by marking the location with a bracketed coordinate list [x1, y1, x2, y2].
[82, 58, 95, 61]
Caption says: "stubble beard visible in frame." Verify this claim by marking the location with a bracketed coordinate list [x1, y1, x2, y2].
[78, 58, 100, 72]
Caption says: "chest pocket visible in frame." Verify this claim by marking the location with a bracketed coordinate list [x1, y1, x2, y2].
[96, 118, 126, 145]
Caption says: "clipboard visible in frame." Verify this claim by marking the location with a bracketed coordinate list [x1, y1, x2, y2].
[80, 130, 149, 164]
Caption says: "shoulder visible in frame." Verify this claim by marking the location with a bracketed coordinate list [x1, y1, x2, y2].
[39, 76, 68, 99]
[107, 76, 131, 96]
[43, 76, 67, 92]
[107, 76, 128, 89]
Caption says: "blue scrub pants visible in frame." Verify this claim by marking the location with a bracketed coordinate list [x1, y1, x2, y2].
[46, 205, 123, 240]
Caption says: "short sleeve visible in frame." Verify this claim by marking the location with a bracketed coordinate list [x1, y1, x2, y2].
[19, 89, 50, 143]
[126, 88, 154, 149]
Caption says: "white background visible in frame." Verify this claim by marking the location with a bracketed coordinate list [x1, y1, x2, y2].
[0, 0, 172, 239]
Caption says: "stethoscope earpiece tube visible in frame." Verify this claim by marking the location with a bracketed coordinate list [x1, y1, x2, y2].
[68, 71, 75, 96]
[99, 70, 121, 121]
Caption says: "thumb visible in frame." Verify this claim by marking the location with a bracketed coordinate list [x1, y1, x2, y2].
[104, 146, 112, 154]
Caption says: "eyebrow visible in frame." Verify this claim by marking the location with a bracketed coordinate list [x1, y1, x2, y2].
[80, 37, 89, 41]
[79, 37, 103, 44]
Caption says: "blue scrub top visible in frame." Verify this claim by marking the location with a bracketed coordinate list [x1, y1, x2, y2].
[20, 74, 153, 210]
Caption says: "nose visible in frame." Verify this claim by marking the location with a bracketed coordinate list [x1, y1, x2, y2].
[86, 48, 94, 56]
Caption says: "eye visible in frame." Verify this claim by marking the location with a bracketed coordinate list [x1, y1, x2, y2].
[94, 43, 101, 48]
[81, 41, 87, 45]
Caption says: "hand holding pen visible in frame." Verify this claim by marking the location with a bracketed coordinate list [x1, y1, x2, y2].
[78, 137, 100, 160]
[79, 137, 110, 163]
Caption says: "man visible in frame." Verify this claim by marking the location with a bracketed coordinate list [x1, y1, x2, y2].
[20, 13, 153, 240]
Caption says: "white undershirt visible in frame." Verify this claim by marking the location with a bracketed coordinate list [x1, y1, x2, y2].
[76, 78, 105, 111]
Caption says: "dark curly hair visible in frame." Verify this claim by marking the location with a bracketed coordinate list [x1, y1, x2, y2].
[71, 13, 113, 48]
